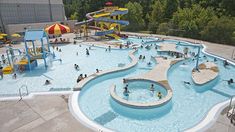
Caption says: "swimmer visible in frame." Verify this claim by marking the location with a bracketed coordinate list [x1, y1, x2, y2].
[157, 92, 162, 99]
[45, 80, 51, 85]
[123, 78, 127, 83]
[143, 56, 145, 60]
[86, 48, 90, 55]
[224, 60, 229, 67]
[76, 52, 78, 56]
[108, 46, 111, 52]
[139, 55, 142, 60]
[150, 84, 154, 93]
[214, 58, 217, 62]
[123, 85, 130, 96]
[183, 81, 191, 85]
[13, 73, 17, 79]
[228, 79, 234, 85]
[147, 62, 152, 66]
[84, 74, 87, 78]
[96, 69, 101, 73]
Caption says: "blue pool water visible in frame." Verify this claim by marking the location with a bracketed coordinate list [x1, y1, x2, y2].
[0, 44, 130, 96]
[78, 39, 235, 132]
[115, 81, 167, 103]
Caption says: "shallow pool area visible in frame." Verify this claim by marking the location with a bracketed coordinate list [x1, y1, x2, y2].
[0, 44, 130, 96]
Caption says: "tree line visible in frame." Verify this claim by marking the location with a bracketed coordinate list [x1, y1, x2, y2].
[63, 0, 235, 45]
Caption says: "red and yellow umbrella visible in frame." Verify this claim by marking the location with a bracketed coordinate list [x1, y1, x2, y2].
[45, 23, 70, 35]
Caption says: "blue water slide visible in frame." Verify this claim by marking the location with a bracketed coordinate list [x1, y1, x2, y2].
[95, 29, 114, 36]
[94, 17, 129, 25]
[110, 10, 128, 16]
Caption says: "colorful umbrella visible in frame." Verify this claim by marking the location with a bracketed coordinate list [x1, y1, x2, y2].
[0, 36, 3, 39]
[11, 33, 21, 38]
[105, 2, 113, 6]
[45, 23, 70, 35]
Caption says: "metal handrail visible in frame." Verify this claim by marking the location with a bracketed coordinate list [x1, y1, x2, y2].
[227, 95, 235, 117]
[18, 84, 29, 101]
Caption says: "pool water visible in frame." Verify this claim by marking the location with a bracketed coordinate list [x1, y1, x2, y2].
[115, 81, 167, 103]
[0, 44, 130, 96]
[78, 39, 235, 132]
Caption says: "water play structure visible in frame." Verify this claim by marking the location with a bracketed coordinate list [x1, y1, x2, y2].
[2, 29, 54, 74]
[75, 2, 129, 39]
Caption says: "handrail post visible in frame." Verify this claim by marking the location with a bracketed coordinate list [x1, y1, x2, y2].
[18, 85, 29, 101]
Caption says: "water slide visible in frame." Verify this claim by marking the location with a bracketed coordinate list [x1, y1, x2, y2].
[75, 8, 129, 39]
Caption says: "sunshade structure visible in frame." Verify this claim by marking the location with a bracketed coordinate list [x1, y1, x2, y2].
[45, 23, 70, 35]
[0, 36, 3, 39]
[11, 33, 21, 38]
[105, 2, 113, 6]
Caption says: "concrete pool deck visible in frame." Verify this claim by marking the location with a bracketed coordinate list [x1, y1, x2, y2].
[0, 32, 235, 131]
[0, 94, 92, 132]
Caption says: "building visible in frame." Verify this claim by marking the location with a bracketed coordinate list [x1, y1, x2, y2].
[0, 0, 66, 34]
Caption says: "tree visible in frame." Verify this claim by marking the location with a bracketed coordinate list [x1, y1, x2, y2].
[123, 2, 145, 31]
[70, 12, 78, 20]
[164, 0, 178, 19]
[148, 0, 165, 33]
[157, 23, 170, 35]
[172, 5, 216, 38]
[201, 17, 235, 45]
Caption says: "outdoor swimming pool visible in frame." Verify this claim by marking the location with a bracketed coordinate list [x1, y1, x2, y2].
[1, 36, 235, 131]
[74, 38, 235, 132]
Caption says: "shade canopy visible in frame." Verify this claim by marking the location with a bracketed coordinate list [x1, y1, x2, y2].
[105, 2, 113, 6]
[45, 23, 70, 35]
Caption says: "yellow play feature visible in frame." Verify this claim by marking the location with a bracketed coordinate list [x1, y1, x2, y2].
[75, 2, 129, 40]
[3, 66, 13, 74]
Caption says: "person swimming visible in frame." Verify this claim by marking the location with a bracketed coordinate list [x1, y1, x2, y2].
[123, 85, 130, 96]
[157, 92, 162, 99]
[147, 62, 152, 66]
[228, 78, 234, 85]
[45, 80, 51, 85]
[224, 60, 229, 67]
[183, 81, 191, 85]
[150, 84, 154, 93]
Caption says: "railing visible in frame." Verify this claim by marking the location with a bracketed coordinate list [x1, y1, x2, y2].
[232, 48, 235, 60]
[18, 85, 29, 101]
[227, 95, 235, 117]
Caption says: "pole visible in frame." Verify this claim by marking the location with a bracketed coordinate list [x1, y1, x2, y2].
[48, 0, 53, 21]
[196, 46, 200, 71]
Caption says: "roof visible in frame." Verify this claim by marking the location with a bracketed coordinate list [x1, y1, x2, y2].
[24, 29, 48, 41]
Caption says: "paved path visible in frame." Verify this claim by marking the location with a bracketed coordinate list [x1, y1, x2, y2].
[206, 107, 235, 132]
[0, 94, 92, 132]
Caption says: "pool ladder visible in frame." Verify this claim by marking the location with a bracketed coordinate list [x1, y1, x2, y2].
[227, 96, 235, 123]
[18, 85, 29, 101]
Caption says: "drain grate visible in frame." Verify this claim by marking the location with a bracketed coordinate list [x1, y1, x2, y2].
[94, 111, 118, 125]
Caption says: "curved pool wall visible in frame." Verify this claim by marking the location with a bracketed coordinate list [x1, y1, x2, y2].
[71, 38, 235, 132]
